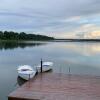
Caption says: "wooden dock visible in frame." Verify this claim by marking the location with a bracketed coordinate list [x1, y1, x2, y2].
[8, 73, 100, 100]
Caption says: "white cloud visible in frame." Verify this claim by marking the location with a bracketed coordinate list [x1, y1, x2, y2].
[62, 16, 81, 23]
[68, 24, 100, 39]
[0, 0, 100, 38]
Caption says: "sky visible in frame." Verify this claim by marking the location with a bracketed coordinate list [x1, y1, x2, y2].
[0, 0, 100, 38]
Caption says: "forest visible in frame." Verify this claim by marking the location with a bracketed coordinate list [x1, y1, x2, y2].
[0, 31, 54, 41]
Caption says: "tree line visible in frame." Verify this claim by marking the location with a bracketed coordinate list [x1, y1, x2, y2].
[0, 31, 54, 41]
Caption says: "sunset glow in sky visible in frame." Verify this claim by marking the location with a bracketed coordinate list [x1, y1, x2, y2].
[0, 0, 100, 38]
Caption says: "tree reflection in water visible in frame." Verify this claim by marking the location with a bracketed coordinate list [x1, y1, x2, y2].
[0, 41, 46, 50]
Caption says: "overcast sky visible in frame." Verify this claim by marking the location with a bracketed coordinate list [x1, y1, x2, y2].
[0, 0, 100, 38]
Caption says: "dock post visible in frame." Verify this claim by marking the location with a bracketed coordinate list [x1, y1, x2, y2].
[69, 67, 70, 74]
[41, 58, 43, 73]
[29, 74, 30, 80]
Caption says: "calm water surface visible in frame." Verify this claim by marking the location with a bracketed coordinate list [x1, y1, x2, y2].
[0, 41, 100, 100]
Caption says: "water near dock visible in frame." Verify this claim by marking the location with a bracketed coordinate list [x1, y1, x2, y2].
[1, 41, 100, 100]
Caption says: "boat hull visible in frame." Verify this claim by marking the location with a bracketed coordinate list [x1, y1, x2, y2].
[18, 71, 36, 80]
[36, 66, 52, 72]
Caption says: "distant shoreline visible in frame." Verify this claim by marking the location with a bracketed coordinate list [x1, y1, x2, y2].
[53, 39, 100, 42]
[1, 38, 100, 43]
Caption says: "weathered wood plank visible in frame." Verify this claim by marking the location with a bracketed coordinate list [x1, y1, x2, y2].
[8, 73, 100, 100]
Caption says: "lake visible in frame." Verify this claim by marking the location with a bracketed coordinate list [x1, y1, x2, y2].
[1, 41, 100, 100]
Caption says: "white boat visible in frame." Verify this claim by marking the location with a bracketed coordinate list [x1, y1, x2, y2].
[17, 65, 36, 80]
[36, 62, 53, 72]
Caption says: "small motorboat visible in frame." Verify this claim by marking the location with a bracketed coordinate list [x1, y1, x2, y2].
[17, 65, 36, 80]
[36, 62, 53, 72]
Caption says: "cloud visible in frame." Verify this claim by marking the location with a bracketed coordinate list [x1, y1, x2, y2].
[72, 24, 100, 39]
[0, 0, 100, 38]
[64, 16, 81, 22]
[86, 31, 100, 39]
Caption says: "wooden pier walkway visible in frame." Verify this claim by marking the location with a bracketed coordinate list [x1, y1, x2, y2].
[8, 73, 100, 100]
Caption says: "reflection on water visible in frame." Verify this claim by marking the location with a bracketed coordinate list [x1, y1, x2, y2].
[1, 41, 100, 100]
[73, 43, 100, 55]
[55, 42, 100, 56]
[0, 41, 46, 50]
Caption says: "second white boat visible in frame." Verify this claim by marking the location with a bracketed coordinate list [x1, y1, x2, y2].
[36, 62, 53, 72]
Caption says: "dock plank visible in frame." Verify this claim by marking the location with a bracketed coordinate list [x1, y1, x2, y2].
[8, 73, 100, 100]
